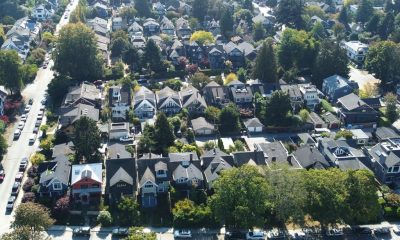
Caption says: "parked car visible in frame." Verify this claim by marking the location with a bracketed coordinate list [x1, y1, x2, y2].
[40, 104, 45, 111]
[29, 134, 36, 145]
[15, 172, 23, 182]
[374, 227, 391, 235]
[326, 228, 344, 237]
[17, 121, 25, 130]
[225, 230, 245, 239]
[28, 98, 33, 105]
[6, 196, 16, 212]
[352, 226, 372, 235]
[11, 181, 20, 196]
[13, 129, 21, 140]
[73, 227, 90, 236]
[20, 114, 27, 121]
[174, 229, 192, 238]
[35, 120, 41, 127]
[24, 105, 31, 113]
[289, 232, 306, 239]
[393, 225, 400, 235]
[19, 158, 28, 171]
[266, 229, 285, 239]
[0, 169, 5, 182]
[120, 135, 134, 142]
[33, 127, 39, 134]
[246, 230, 265, 240]
[112, 227, 129, 236]
[37, 113, 43, 120]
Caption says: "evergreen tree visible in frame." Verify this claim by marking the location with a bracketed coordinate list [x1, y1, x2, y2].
[379, 12, 395, 40]
[243, 0, 253, 12]
[338, 6, 349, 25]
[356, 0, 374, 24]
[0, 50, 22, 94]
[192, 0, 208, 22]
[252, 40, 277, 83]
[73, 116, 101, 162]
[219, 103, 240, 133]
[220, 8, 234, 39]
[134, 0, 152, 18]
[144, 39, 163, 73]
[154, 112, 175, 151]
[252, 22, 266, 42]
[276, 0, 305, 29]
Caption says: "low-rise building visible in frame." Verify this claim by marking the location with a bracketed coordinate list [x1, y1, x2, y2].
[109, 85, 131, 121]
[244, 117, 264, 133]
[38, 155, 71, 198]
[134, 86, 156, 119]
[342, 41, 368, 64]
[191, 117, 215, 135]
[337, 93, 378, 128]
[109, 122, 130, 141]
[156, 86, 181, 115]
[322, 75, 358, 102]
[71, 163, 102, 204]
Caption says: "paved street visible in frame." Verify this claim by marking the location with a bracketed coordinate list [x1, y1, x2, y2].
[0, 0, 79, 235]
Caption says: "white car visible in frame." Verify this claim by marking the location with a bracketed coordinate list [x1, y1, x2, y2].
[24, 105, 31, 113]
[17, 121, 25, 130]
[37, 112, 43, 120]
[13, 129, 21, 139]
[393, 225, 400, 235]
[174, 230, 192, 238]
[20, 114, 27, 121]
[246, 230, 265, 240]
[28, 134, 36, 145]
[119, 135, 134, 142]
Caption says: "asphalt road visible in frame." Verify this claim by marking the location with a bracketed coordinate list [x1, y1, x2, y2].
[0, 0, 79, 235]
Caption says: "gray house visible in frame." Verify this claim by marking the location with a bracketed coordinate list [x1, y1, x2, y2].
[322, 75, 358, 102]
[201, 148, 234, 189]
[38, 155, 71, 198]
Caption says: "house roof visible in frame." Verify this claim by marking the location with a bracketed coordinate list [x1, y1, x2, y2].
[106, 148, 135, 189]
[293, 146, 329, 169]
[233, 150, 266, 166]
[172, 163, 204, 181]
[109, 84, 131, 107]
[107, 142, 132, 159]
[169, 152, 199, 162]
[375, 127, 400, 140]
[203, 156, 233, 184]
[308, 112, 325, 125]
[179, 86, 207, 109]
[337, 93, 367, 111]
[140, 167, 156, 186]
[134, 86, 156, 108]
[59, 103, 99, 126]
[244, 117, 264, 128]
[337, 158, 368, 171]
[156, 86, 180, 107]
[191, 117, 214, 132]
[71, 163, 102, 185]
[137, 155, 169, 187]
[323, 74, 350, 89]
[280, 84, 302, 98]
[38, 155, 71, 186]
[52, 142, 74, 158]
[257, 142, 301, 168]
[64, 83, 101, 106]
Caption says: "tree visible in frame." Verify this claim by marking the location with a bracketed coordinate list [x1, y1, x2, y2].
[233, 140, 245, 151]
[311, 21, 327, 39]
[334, 130, 354, 140]
[30, 153, 46, 166]
[53, 196, 70, 219]
[190, 31, 215, 44]
[203, 141, 216, 151]
[217, 138, 224, 151]
[224, 73, 238, 85]
[263, 91, 292, 126]
[252, 22, 266, 42]
[26, 48, 46, 66]
[237, 68, 247, 83]
[144, 39, 163, 73]
[357, 0, 374, 24]
[359, 82, 378, 98]
[54, 23, 103, 82]
[312, 40, 349, 88]
[192, 0, 208, 22]
[123, 45, 140, 71]
[139, 124, 156, 152]
[366, 13, 382, 35]
[219, 103, 240, 133]
[276, 0, 305, 29]
[20, 64, 38, 84]
[365, 41, 400, 87]
[266, 0, 278, 8]
[220, 8, 234, 38]
[209, 165, 269, 229]
[119, 6, 137, 22]
[125, 227, 156, 240]
[111, 35, 130, 58]
[379, 12, 395, 40]
[299, 109, 310, 122]
[338, 6, 349, 25]
[253, 40, 277, 83]
[205, 106, 221, 123]
[47, 75, 71, 106]
[0, 134, 7, 161]
[173, 199, 212, 227]
[0, 50, 23, 94]
[154, 112, 175, 151]
[97, 210, 113, 226]
[0, 227, 34, 240]
[73, 116, 101, 162]
[11, 202, 54, 239]
[190, 72, 210, 89]
[384, 92, 399, 123]
[134, 0, 152, 18]
[117, 196, 140, 226]
[0, 25, 4, 46]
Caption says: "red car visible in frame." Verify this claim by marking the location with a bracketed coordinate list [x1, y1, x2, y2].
[0, 170, 5, 182]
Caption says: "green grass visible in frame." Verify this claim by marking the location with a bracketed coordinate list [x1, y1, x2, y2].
[321, 99, 334, 113]
[379, 117, 391, 127]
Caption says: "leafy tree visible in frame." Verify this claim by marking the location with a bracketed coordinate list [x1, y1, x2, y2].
[379, 12, 395, 40]
[338, 6, 349, 25]
[224, 73, 238, 85]
[276, 0, 305, 29]
[217, 138, 224, 151]
[30, 153, 46, 166]
[111, 34, 130, 58]
[73, 116, 101, 162]
[172, 199, 213, 227]
[263, 91, 292, 126]
[26, 48, 46, 66]
[123, 45, 140, 71]
[11, 202, 55, 239]
[299, 109, 310, 122]
[237, 68, 247, 83]
[334, 130, 354, 140]
[154, 112, 175, 151]
[209, 165, 269, 229]
[190, 31, 215, 44]
[139, 124, 156, 152]
[20, 64, 38, 84]
[304, 5, 326, 19]
[54, 23, 103, 82]
[190, 72, 210, 89]
[312, 40, 349, 88]
[233, 140, 245, 151]
[366, 13, 382, 34]
[134, 0, 152, 18]
[47, 75, 71, 106]
[0, 50, 23, 94]
[359, 82, 378, 98]
[0, 227, 33, 240]
[311, 22, 327, 39]
[164, 78, 182, 91]
[125, 227, 156, 240]
[0, 25, 4, 46]
[0, 134, 7, 161]
[97, 210, 113, 226]
[53, 196, 70, 219]
[253, 40, 277, 83]
[384, 92, 399, 123]
[119, 6, 137, 22]
[243, 0, 253, 12]
[253, 22, 266, 42]
[192, 0, 208, 22]
[203, 141, 216, 151]
[144, 39, 163, 73]
[266, 0, 278, 8]
[205, 106, 221, 123]
[220, 8, 234, 38]
[219, 103, 240, 133]
[357, 0, 374, 24]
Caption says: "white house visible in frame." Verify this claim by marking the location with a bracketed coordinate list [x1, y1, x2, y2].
[134, 86, 156, 119]
[299, 84, 320, 110]
[109, 85, 131, 121]
[108, 122, 130, 140]
[0, 86, 8, 116]
[32, 4, 54, 21]
[342, 41, 369, 64]
[244, 117, 264, 133]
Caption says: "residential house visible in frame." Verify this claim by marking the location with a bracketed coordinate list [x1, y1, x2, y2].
[134, 86, 156, 119]
[322, 75, 358, 102]
[109, 85, 131, 121]
[0, 86, 8, 116]
[131, 33, 146, 49]
[137, 154, 170, 207]
[244, 117, 264, 133]
[106, 143, 136, 204]
[293, 146, 330, 169]
[59, 103, 100, 135]
[185, 41, 205, 64]
[112, 17, 124, 31]
[337, 93, 378, 127]
[362, 97, 382, 110]
[280, 84, 303, 111]
[252, 14, 274, 29]
[208, 47, 225, 69]
[207, 19, 220, 36]
[228, 81, 253, 107]
[350, 129, 370, 145]
[108, 122, 130, 141]
[342, 41, 368, 64]
[223, 42, 245, 69]
[168, 152, 204, 190]
[63, 83, 102, 108]
[307, 112, 325, 129]
[32, 4, 54, 20]
[160, 17, 175, 36]
[38, 155, 71, 198]
[233, 148, 266, 166]
[71, 163, 102, 204]
[201, 148, 234, 189]
[176, 17, 191, 38]
[52, 142, 74, 159]
[128, 22, 143, 36]
[153, 2, 166, 15]
[375, 127, 400, 142]
[299, 84, 320, 110]
[180, 86, 207, 114]
[143, 18, 160, 36]
[322, 112, 341, 129]
[257, 142, 302, 169]
[156, 86, 182, 115]
[367, 138, 400, 184]
[191, 117, 215, 135]
[93, 2, 109, 18]
[238, 42, 257, 61]
[202, 81, 230, 107]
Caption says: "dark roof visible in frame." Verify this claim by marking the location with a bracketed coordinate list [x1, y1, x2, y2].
[362, 97, 382, 107]
[169, 152, 199, 162]
[257, 142, 302, 169]
[137, 155, 169, 187]
[108, 84, 131, 107]
[106, 155, 136, 189]
[375, 127, 400, 140]
[191, 117, 214, 131]
[233, 150, 266, 166]
[201, 148, 234, 168]
[59, 103, 99, 126]
[293, 146, 330, 169]
[107, 143, 132, 160]
[337, 93, 367, 111]
[337, 159, 368, 171]
[308, 112, 325, 125]
[38, 155, 71, 186]
[52, 142, 74, 158]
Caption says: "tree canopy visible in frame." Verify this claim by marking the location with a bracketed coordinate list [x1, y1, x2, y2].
[252, 39, 278, 83]
[190, 31, 215, 44]
[0, 50, 23, 94]
[134, 0, 152, 18]
[276, 0, 305, 29]
[219, 103, 240, 133]
[154, 112, 175, 152]
[73, 116, 101, 162]
[192, 0, 208, 21]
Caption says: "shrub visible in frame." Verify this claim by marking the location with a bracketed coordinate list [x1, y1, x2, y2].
[22, 192, 36, 203]
[97, 210, 113, 226]
[27, 166, 38, 178]
[23, 178, 35, 192]
[384, 206, 394, 217]
[31, 184, 39, 194]
[378, 197, 386, 205]
[30, 153, 46, 166]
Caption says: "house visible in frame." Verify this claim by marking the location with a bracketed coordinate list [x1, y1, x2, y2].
[233, 149, 266, 166]
[307, 112, 325, 129]
[180, 86, 207, 114]
[202, 81, 231, 107]
[293, 146, 330, 169]
[59, 103, 100, 135]
[280, 84, 303, 111]
[208, 47, 225, 69]
[153, 2, 166, 15]
[238, 42, 257, 61]
[299, 84, 320, 110]
[32, 4, 54, 20]
[337, 93, 378, 127]
[367, 138, 400, 184]
[322, 75, 358, 102]
[321, 112, 341, 129]
[63, 83, 102, 108]
[168, 152, 204, 190]
[362, 97, 382, 110]
[52, 142, 74, 159]
[160, 17, 175, 36]
[109, 122, 130, 140]
[244, 118, 264, 133]
[128, 22, 143, 36]
[342, 41, 368, 64]
[229, 84, 253, 107]
[87, 17, 108, 29]
[207, 19, 220, 36]
[201, 148, 235, 189]
[38, 155, 71, 198]
[223, 42, 245, 69]
[257, 142, 302, 169]
[106, 143, 136, 204]
[0, 86, 8, 116]
[191, 117, 215, 135]
[252, 14, 274, 29]
[350, 129, 370, 145]
[134, 86, 156, 119]
[143, 18, 160, 36]
[176, 17, 191, 38]
[112, 17, 124, 31]
[131, 33, 146, 49]
[1, 37, 30, 60]
[156, 86, 181, 115]
[71, 163, 102, 204]
[375, 127, 400, 142]
[137, 153, 170, 207]
[109, 85, 131, 121]
[185, 41, 205, 64]
[93, 2, 109, 18]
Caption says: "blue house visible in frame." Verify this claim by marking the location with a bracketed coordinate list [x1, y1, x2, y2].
[322, 75, 359, 102]
[38, 155, 71, 198]
[208, 47, 225, 69]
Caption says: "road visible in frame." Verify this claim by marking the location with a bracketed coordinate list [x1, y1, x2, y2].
[0, 0, 79, 235]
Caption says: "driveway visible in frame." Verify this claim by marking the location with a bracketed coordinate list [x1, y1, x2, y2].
[349, 66, 381, 90]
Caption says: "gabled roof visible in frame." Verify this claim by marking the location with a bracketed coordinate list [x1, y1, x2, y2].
[233, 150, 266, 166]
[257, 142, 302, 169]
[172, 163, 203, 181]
[38, 155, 71, 186]
[109, 84, 131, 107]
[134, 86, 156, 108]
[52, 142, 74, 158]
[71, 163, 102, 185]
[204, 81, 220, 88]
[59, 103, 99, 126]
[139, 167, 156, 187]
[337, 93, 367, 111]
[107, 142, 132, 160]
[293, 146, 329, 169]
[244, 117, 264, 128]
[156, 86, 181, 108]
[128, 22, 143, 32]
[375, 127, 400, 140]
[179, 86, 207, 109]
[191, 117, 214, 131]
[323, 75, 350, 89]
[109, 167, 134, 186]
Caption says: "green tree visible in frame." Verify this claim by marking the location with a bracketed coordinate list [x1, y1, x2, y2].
[73, 116, 101, 162]
[97, 210, 113, 226]
[237, 68, 247, 83]
[253, 39, 277, 83]
[54, 23, 103, 82]
[217, 138, 224, 151]
[379, 12, 395, 40]
[299, 109, 310, 122]
[356, 0, 374, 24]
[47, 75, 71, 106]
[220, 8, 234, 38]
[0, 134, 7, 161]
[172, 199, 212, 227]
[190, 72, 210, 89]
[20, 64, 38, 84]
[205, 106, 221, 123]
[311, 21, 327, 39]
[134, 0, 152, 18]
[11, 202, 55, 239]
[252, 22, 266, 42]
[384, 92, 399, 123]
[366, 13, 382, 34]
[209, 165, 269, 229]
[26, 48, 46, 66]
[125, 227, 156, 240]
[266, 0, 278, 8]
[192, 0, 208, 22]
[0, 25, 4, 46]
[111, 33, 130, 58]
[144, 39, 163, 73]
[219, 103, 240, 133]
[338, 6, 349, 25]
[0, 227, 35, 240]
[154, 112, 175, 151]
[276, 0, 305, 29]
[30, 153, 46, 166]
[312, 40, 349, 88]
[190, 31, 215, 44]
[203, 141, 216, 151]
[123, 45, 140, 71]
[0, 50, 23, 94]
[119, 6, 137, 22]
[264, 91, 292, 126]
[139, 124, 156, 152]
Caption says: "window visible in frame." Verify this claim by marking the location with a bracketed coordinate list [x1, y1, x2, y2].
[177, 178, 186, 183]
[157, 170, 165, 176]
[144, 183, 153, 188]
[92, 184, 100, 188]
[53, 182, 62, 190]
[80, 184, 88, 189]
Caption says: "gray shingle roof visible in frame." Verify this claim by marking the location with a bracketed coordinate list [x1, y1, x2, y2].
[38, 155, 71, 186]
[191, 117, 214, 131]
[244, 117, 264, 128]
[337, 93, 366, 111]
[293, 146, 329, 169]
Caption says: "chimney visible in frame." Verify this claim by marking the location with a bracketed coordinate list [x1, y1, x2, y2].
[287, 156, 292, 165]
[190, 153, 193, 162]
[117, 153, 120, 159]
[272, 157, 276, 162]
[213, 148, 216, 155]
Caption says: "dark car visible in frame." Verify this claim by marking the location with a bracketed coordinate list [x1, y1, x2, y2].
[73, 227, 90, 236]
[374, 227, 391, 235]
[19, 158, 28, 171]
[6, 196, 16, 212]
[11, 181, 20, 196]
[352, 226, 372, 235]
[33, 127, 39, 134]
[225, 230, 245, 239]
[28, 98, 33, 105]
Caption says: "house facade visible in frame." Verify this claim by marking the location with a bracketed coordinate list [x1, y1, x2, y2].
[337, 93, 378, 128]
[322, 75, 358, 102]
[71, 163, 102, 204]
[342, 41, 368, 64]
[38, 155, 71, 198]
[156, 86, 181, 115]
[134, 86, 156, 119]
[109, 85, 131, 121]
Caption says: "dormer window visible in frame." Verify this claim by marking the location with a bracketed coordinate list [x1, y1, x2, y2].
[53, 182, 62, 190]
[182, 161, 190, 167]
[144, 183, 153, 188]
[388, 165, 400, 173]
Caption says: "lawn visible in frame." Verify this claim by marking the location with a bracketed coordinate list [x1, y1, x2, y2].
[321, 99, 334, 113]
